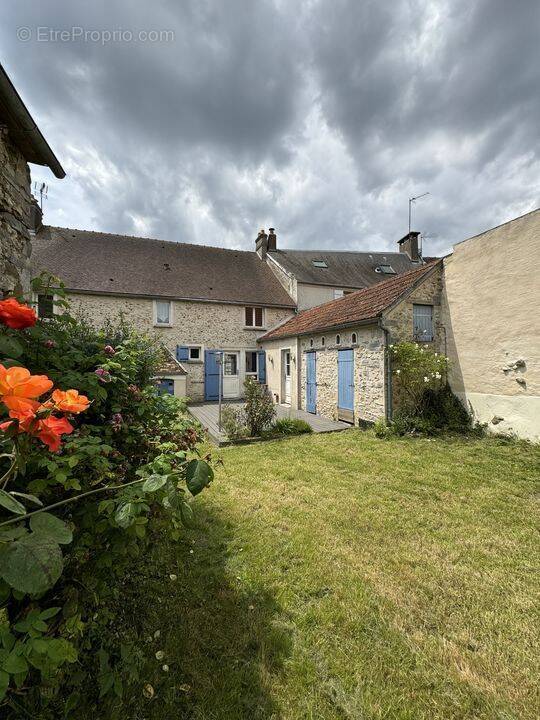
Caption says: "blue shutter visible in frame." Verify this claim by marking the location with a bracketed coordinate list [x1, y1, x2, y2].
[257, 350, 266, 384]
[413, 305, 433, 341]
[204, 350, 221, 401]
[176, 345, 189, 362]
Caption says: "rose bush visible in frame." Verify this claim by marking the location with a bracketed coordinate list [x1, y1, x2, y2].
[0, 277, 214, 716]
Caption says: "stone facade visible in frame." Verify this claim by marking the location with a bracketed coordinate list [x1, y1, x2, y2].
[0, 127, 33, 294]
[67, 292, 292, 401]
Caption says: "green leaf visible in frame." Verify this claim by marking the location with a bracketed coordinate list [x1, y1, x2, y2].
[0, 335, 23, 359]
[0, 669, 8, 701]
[46, 638, 77, 663]
[0, 490, 26, 516]
[39, 606, 61, 621]
[186, 460, 214, 496]
[0, 526, 27, 541]
[2, 652, 28, 674]
[115, 503, 134, 529]
[30, 513, 72, 545]
[11, 492, 43, 507]
[179, 502, 195, 528]
[142, 474, 167, 492]
[0, 533, 63, 595]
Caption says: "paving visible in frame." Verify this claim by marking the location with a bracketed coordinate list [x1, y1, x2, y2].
[188, 401, 350, 445]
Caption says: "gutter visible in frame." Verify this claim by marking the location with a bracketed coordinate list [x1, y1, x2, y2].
[0, 64, 65, 178]
[378, 318, 393, 422]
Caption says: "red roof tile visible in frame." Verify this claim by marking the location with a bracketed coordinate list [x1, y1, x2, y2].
[260, 261, 441, 340]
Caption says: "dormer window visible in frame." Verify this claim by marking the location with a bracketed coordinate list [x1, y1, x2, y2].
[312, 259, 328, 268]
[375, 264, 396, 275]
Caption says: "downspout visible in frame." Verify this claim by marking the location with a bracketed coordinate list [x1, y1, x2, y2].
[379, 319, 393, 422]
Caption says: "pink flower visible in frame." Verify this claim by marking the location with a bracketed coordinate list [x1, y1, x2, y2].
[95, 368, 111, 383]
[104, 345, 115, 356]
[44, 339, 56, 349]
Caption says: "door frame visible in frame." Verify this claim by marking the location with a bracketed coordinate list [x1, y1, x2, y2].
[305, 351, 317, 414]
[337, 348, 354, 423]
[222, 350, 240, 399]
[281, 348, 291, 405]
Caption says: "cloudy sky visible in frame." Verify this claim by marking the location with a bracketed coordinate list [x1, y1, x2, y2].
[1, 0, 539, 256]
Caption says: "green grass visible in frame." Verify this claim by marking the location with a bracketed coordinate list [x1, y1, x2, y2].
[100, 431, 539, 719]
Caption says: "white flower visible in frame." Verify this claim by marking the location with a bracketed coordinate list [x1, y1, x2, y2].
[424, 376, 429, 382]
[169, 574, 177, 581]
[162, 664, 170, 672]
[154, 630, 160, 639]
[395, 369, 401, 374]
[155, 650, 165, 660]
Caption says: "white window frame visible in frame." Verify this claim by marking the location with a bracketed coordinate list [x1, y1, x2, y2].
[153, 299, 173, 327]
[33, 292, 57, 320]
[188, 345, 203, 362]
[244, 306, 265, 329]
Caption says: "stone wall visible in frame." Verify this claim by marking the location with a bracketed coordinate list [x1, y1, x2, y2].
[0, 127, 33, 294]
[67, 292, 292, 401]
[298, 325, 386, 422]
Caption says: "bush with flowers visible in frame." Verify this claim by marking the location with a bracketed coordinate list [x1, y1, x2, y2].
[384, 341, 474, 436]
[0, 276, 214, 716]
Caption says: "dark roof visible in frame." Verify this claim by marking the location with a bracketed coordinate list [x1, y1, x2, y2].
[0, 64, 65, 178]
[32, 226, 296, 308]
[268, 249, 420, 287]
[260, 261, 441, 340]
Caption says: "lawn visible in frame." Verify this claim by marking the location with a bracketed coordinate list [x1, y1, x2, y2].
[108, 430, 539, 719]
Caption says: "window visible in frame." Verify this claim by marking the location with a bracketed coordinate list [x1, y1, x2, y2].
[224, 352, 238, 376]
[413, 304, 433, 341]
[352, 332, 357, 344]
[189, 346, 201, 361]
[310, 338, 314, 347]
[155, 300, 171, 326]
[336, 334, 341, 345]
[37, 293, 54, 319]
[245, 306, 264, 328]
[321, 337, 325, 346]
[312, 259, 328, 268]
[375, 264, 397, 275]
[333, 289, 344, 299]
[245, 351, 258, 375]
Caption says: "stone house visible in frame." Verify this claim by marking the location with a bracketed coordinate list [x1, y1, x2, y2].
[256, 227, 422, 310]
[32, 227, 296, 400]
[441, 209, 540, 441]
[259, 261, 443, 424]
[0, 63, 64, 294]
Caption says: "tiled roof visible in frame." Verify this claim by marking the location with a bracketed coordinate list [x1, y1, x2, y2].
[259, 261, 441, 340]
[32, 227, 296, 308]
[268, 249, 419, 287]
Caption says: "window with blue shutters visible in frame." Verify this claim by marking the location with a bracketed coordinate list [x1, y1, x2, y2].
[413, 304, 433, 342]
[176, 345, 189, 362]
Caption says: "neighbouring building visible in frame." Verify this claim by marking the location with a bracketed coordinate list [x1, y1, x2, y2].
[0, 63, 64, 294]
[256, 227, 423, 310]
[259, 261, 443, 423]
[441, 209, 540, 441]
[31, 227, 296, 400]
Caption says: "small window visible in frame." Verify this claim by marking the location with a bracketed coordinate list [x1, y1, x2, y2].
[333, 289, 344, 299]
[336, 334, 341, 345]
[352, 333, 357, 344]
[245, 306, 264, 328]
[375, 264, 397, 275]
[224, 352, 238, 376]
[37, 293, 54, 319]
[310, 339, 314, 348]
[321, 337, 325, 346]
[312, 259, 328, 268]
[155, 300, 171, 325]
[413, 304, 434, 342]
[245, 351, 258, 375]
[189, 346, 201, 361]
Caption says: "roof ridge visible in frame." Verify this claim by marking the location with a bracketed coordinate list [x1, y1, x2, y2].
[270, 249, 408, 257]
[46, 226, 258, 256]
[455, 207, 540, 247]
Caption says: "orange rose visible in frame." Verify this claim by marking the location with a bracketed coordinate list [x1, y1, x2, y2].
[36, 416, 74, 452]
[0, 365, 53, 399]
[0, 298, 37, 329]
[51, 389, 90, 414]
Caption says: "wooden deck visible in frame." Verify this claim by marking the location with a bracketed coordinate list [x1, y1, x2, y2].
[188, 402, 351, 445]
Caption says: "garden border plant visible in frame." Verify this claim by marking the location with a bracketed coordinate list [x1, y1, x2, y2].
[0, 276, 214, 716]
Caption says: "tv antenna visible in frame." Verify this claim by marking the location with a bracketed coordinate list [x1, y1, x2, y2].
[34, 181, 48, 210]
[408, 191, 429, 233]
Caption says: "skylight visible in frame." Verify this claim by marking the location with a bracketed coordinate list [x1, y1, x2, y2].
[375, 264, 396, 275]
[312, 259, 328, 268]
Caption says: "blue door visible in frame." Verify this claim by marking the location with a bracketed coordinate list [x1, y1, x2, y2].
[338, 349, 354, 422]
[306, 352, 317, 414]
[257, 350, 266, 384]
[204, 350, 221, 401]
[156, 379, 174, 395]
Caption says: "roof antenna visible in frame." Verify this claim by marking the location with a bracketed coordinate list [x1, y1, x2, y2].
[34, 181, 48, 210]
[408, 192, 429, 234]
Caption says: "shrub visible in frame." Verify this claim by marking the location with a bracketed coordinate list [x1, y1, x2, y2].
[373, 417, 392, 439]
[270, 418, 313, 436]
[391, 342, 448, 415]
[0, 279, 214, 715]
[243, 378, 275, 436]
[221, 404, 248, 441]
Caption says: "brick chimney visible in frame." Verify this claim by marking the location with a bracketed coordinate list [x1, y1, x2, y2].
[256, 228, 268, 259]
[267, 227, 277, 251]
[397, 231, 421, 262]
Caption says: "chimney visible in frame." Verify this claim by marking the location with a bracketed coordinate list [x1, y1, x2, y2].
[267, 227, 277, 251]
[397, 231, 421, 262]
[256, 228, 268, 259]
[28, 196, 43, 235]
